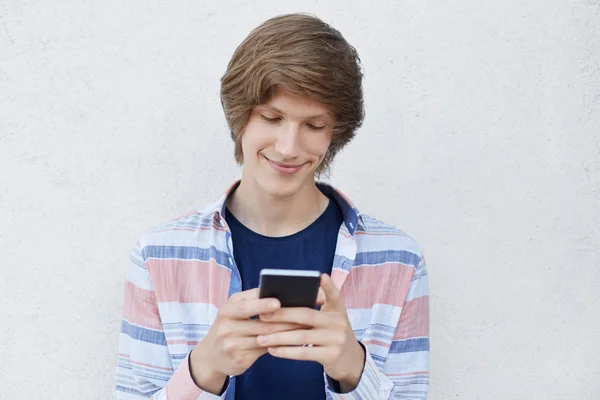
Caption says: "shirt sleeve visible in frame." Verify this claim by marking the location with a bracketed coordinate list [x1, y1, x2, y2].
[115, 240, 230, 400]
[325, 253, 430, 399]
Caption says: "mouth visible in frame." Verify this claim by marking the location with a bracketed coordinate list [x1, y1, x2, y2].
[264, 156, 306, 175]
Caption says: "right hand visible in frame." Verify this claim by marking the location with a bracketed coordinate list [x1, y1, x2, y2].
[189, 288, 304, 394]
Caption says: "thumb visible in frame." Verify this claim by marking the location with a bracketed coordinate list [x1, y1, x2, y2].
[320, 273, 343, 310]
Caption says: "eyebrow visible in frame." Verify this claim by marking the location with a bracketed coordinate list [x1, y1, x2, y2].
[260, 105, 331, 120]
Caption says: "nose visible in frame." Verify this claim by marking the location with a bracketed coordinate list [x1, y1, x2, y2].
[273, 122, 302, 160]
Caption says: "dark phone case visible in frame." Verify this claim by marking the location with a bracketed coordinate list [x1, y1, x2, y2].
[259, 275, 320, 308]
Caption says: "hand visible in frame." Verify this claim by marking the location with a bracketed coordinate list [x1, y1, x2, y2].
[257, 274, 366, 391]
[190, 288, 304, 394]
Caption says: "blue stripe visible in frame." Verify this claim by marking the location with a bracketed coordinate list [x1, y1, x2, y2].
[391, 373, 429, 382]
[162, 323, 211, 337]
[116, 385, 159, 397]
[392, 380, 430, 386]
[355, 325, 396, 334]
[358, 224, 404, 233]
[117, 359, 174, 378]
[182, 323, 212, 330]
[129, 253, 146, 270]
[365, 331, 393, 341]
[354, 328, 366, 336]
[355, 329, 394, 342]
[161, 322, 183, 329]
[394, 391, 429, 398]
[413, 269, 428, 281]
[359, 215, 405, 231]
[355, 250, 420, 267]
[371, 322, 397, 333]
[142, 245, 231, 268]
[121, 320, 167, 346]
[116, 362, 132, 371]
[390, 337, 430, 354]
[176, 333, 206, 340]
[333, 254, 354, 272]
[130, 370, 171, 382]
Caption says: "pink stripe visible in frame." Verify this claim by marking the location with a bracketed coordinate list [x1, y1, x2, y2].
[148, 224, 227, 235]
[118, 353, 174, 371]
[388, 371, 429, 377]
[167, 339, 187, 345]
[147, 259, 231, 306]
[122, 282, 163, 330]
[393, 295, 429, 340]
[341, 263, 413, 308]
[338, 230, 352, 239]
[362, 339, 391, 348]
[167, 340, 200, 346]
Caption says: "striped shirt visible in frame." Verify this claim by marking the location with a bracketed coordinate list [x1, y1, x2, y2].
[115, 182, 430, 399]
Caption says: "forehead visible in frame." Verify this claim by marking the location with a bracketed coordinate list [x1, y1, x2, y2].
[261, 87, 333, 120]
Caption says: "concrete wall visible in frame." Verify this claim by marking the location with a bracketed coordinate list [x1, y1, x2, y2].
[1, 0, 599, 398]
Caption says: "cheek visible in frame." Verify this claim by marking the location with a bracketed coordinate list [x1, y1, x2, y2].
[310, 137, 332, 160]
[241, 124, 269, 156]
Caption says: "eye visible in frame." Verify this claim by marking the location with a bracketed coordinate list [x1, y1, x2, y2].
[261, 115, 281, 123]
[307, 124, 325, 131]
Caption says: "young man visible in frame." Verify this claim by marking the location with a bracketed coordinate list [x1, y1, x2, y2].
[116, 13, 429, 400]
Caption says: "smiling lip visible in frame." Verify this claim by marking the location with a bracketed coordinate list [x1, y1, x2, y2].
[266, 158, 305, 175]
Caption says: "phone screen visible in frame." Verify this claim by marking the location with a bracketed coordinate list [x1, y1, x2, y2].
[258, 269, 321, 308]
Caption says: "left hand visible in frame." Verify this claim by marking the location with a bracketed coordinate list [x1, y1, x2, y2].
[257, 273, 366, 389]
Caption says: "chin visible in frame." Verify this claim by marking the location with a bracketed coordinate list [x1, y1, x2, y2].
[255, 161, 318, 198]
[256, 174, 307, 198]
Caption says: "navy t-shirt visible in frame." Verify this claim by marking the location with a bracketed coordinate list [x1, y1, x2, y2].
[225, 195, 344, 400]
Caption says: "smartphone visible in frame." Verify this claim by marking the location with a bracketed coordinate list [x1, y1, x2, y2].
[258, 269, 321, 308]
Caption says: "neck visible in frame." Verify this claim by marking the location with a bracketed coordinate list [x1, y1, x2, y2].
[227, 179, 329, 237]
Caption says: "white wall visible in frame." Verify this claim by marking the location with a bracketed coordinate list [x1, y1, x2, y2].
[1, 1, 599, 398]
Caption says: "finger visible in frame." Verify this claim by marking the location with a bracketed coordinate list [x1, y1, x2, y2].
[257, 314, 313, 330]
[267, 345, 334, 363]
[316, 288, 326, 306]
[230, 288, 260, 301]
[320, 274, 343, 309]
[231, 320, 306, 336]
[259, 307, 329, 328]
[257, 328, 334, 347]
[223, 336, 265, 351]
[223, 297, 281, 319]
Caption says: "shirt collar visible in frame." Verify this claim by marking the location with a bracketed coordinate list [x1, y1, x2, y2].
[200, 180, 368, 235]
[315, 182, 368, 234]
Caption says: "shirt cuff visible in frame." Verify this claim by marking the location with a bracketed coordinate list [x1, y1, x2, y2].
[326, 342, 393, 399]
[165, 352, 229, 399]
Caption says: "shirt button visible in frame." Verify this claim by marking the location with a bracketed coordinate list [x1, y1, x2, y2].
[229, 257, 234, 265]
[349, 222, 354, 229]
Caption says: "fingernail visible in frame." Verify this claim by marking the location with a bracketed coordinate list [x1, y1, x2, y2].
[269, 300, 279, 309]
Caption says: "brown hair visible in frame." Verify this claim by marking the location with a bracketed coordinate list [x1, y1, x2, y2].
[220, 13, 364, 174]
